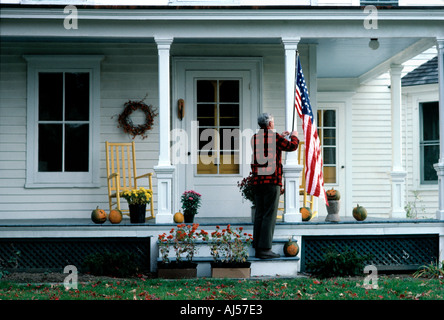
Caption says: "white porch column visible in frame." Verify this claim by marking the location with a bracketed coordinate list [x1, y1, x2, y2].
[282, 37, 303, 222]
[389, 64, 407, 218]
[434, 39, 444, 220]
[154, 37, 175, 224]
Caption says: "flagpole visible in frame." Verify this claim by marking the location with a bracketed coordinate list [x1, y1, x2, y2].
[292, 51, 299, 133]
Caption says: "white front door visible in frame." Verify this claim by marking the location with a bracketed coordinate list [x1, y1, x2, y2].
[173, 58, 262, 218]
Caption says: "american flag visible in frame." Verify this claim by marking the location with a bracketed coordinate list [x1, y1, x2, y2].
[294, 55, 328, 206]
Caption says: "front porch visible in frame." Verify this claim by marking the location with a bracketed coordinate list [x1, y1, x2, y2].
[1, 216, 442, 277]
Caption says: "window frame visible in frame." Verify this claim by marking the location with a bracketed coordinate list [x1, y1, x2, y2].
[24, 55, 103, 188]
[408, 88, 439, 191]
[419, 101, 439, 185]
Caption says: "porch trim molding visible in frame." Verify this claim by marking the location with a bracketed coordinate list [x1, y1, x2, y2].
[435, 38, 444, 220]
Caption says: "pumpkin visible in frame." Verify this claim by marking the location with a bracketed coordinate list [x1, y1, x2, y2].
[91, 206, 107, 224]
[283, 238, 299, 257]
[300, 207, 313, 221]
[326, 188, 341, 201]
[353, 204, 368, 221]
[173, 211, 184, 223]
[108, 209, 123, 224]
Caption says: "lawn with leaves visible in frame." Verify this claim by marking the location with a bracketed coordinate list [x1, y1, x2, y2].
[0, 276, 443, 300]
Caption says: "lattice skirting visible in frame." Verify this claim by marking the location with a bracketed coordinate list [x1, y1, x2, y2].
[301, 234, 439, 272]
[0, 237, 151, 272]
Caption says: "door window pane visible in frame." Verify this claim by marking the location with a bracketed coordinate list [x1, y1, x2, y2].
[219, 80, 239, 102]
[317, 109, 337, 184]
[196, 79, 240, 175]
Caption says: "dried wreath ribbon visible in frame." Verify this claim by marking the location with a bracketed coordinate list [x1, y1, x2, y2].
[117, 99, 158, 139]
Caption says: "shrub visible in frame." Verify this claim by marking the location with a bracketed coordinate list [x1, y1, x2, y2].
[307, 245, 373, 278]
[413, 260, 444, 279]
[82, 251, 139, 277]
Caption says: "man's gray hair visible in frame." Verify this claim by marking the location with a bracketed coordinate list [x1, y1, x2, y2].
[257, 113, 274, 128]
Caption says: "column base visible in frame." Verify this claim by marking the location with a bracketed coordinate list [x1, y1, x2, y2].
[153, 165, 175, 224]
[389, 170, 407, 219]
[283, 163, 303, 222]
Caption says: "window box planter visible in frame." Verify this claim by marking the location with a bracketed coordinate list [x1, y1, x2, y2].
[157, 261, 197, 279]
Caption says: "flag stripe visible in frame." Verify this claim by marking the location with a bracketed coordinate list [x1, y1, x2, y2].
[295, 55, 328, 206]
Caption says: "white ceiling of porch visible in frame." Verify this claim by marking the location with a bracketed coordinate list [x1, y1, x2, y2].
[173, 36, 429, 79]
[309, 37, 423, 78]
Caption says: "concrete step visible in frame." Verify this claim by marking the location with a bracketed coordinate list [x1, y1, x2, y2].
[157, 238, 300, 277]
[156, 256, 300, 278]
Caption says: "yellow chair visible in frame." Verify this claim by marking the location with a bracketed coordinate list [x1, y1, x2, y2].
[278, 142, 316, 220]
[105, 141, 154, 220]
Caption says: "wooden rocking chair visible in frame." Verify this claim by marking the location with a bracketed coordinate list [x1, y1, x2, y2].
[105, 141, 154, 220]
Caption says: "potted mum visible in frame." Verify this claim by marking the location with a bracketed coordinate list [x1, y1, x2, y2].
[157, 223, 206, 279]
[181, 190, 202, 223]
[209, 225, 253, 278]
[121, 187, 152, 223]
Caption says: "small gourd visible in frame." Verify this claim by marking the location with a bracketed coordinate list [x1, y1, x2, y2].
[173, 211, 184, 223]
[326, 188, 341, 201]
[283, 237, 299, 257]
[108, 209, 123, 224]
[91, 206, 107, 224]
[353, 204, 368, 221]
[300, 207, 313, 221]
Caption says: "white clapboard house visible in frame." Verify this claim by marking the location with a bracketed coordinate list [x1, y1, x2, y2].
[0, 0, 443, 276]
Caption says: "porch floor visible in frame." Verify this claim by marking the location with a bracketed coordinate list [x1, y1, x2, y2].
[0, 216, 441, 227]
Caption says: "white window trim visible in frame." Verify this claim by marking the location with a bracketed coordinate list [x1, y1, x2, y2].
[408, 87, 439, 191]
[24, 55, 104, 188]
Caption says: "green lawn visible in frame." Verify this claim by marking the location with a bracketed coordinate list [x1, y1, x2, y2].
[0, 275, 442, 300]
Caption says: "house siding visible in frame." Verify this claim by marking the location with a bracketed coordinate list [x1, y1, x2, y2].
[352, 75, 393, 217]
[0, 41, 305, 219]
[0, 42, 161, 219]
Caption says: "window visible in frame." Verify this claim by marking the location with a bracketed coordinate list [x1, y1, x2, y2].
[196, 79, 240, 175]
[317, 109, 337, 184]
[25, 56, 103, 187]
[419, 101, 439, 184]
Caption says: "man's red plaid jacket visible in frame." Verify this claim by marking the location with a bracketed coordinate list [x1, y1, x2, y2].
[251, 129, 299, 186]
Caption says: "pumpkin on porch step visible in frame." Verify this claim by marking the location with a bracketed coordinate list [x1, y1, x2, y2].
[326, 188, 341, 201]
[108, 209, 123, 224]
[353, 204, 368, 221]
[174, 211, 184, 223]
[91, 206, 107, 224]
[300, 207, 313, 221]
[283, 238, 299, 257]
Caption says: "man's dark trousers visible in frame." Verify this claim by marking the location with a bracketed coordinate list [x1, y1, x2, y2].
[253, 184, 281, 250]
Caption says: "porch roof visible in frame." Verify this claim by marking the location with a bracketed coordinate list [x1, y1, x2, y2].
[0, 5, 442, 80]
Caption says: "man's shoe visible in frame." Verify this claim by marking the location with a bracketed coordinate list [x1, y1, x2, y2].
[255, 249, 280, 259]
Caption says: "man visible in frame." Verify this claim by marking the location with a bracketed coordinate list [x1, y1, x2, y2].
[251, 113, 299, 259]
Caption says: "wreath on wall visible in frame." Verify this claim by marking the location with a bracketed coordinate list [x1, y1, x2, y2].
[117, 96, 158, 139]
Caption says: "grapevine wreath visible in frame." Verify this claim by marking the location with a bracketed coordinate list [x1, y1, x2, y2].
[117, 98, 158, 139]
